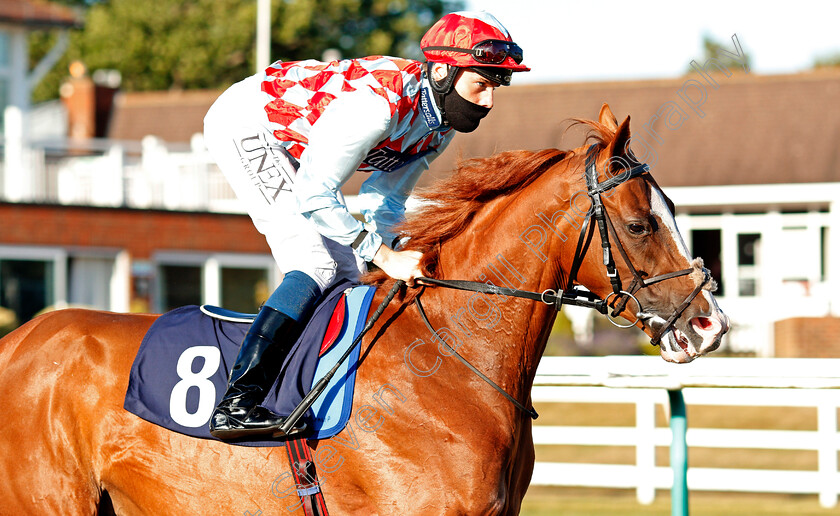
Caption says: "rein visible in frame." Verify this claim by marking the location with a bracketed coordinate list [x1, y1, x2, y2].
[413, 290, 539, 420]
[410, 146, 713, 418]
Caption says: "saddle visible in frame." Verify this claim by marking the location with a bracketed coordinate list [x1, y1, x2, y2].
[123, 281, 376, 447]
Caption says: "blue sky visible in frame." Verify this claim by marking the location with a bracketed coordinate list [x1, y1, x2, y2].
[464, 0, 840, 84]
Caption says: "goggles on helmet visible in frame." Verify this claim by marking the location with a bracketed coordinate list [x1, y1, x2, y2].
[423, 39, 524, 66]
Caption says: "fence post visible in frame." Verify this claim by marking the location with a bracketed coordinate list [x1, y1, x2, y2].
[108, 144, 125, 207]
[668, 389, 689, 516]
[817, 397, 838, 508]
[636, 394, 656, 504]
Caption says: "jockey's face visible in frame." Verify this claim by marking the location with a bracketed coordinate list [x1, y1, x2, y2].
[452, 69, 499, 109]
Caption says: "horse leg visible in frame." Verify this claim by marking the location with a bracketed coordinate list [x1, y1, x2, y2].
[505, 415, 535, 515]
[0, 435, 102, 515]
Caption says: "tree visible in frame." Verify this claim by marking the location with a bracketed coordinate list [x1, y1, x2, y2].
[814, 52, 840, 69]
[686, 34, 752, 75]
[31, 0, 462, 102]
[269, 0, 456, 62]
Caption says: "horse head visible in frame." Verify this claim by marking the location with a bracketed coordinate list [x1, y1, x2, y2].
[569, 104, 729, 363]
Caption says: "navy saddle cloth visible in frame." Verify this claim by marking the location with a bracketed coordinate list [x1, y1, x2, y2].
[124, 281, 376, 447]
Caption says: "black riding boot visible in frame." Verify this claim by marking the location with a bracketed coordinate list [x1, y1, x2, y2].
[209, 306, 307, 440]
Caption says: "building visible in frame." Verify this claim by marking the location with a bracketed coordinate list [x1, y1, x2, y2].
[0, 2, 276, 325]
[2, 17, 838, 354]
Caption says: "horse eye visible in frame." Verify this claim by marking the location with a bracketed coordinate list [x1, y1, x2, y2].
[627, 223, 647, 235]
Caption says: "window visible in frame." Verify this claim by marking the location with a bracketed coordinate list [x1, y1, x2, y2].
[0, 31, 8, 67]
[821, 226, 828, 282]
[737, 233, 761, 297]
[737, 233, 759, 266]
[777, 225, 823, 297]
[159, 264, 202, 312]
[131, 260, 154, 313]
[68, 256, 113, 309]
[0, 30, 8, 132]
[154, 253, 277, 313]
[0, 259, 53, 323]
[0, 78, 7, 131]
[691, 229, 723, 296]
[221, 266, 268, 313]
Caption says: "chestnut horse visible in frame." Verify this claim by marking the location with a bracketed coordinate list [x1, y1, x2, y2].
[0, 105, 727, 515]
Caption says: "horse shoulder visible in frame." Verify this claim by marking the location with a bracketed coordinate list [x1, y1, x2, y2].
[0, 309, 157, 513]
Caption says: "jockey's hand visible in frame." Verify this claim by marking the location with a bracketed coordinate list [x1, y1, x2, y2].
[372, 245, 423, 286]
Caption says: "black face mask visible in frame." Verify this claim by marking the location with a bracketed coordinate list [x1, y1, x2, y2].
[442, 88, 491, 133]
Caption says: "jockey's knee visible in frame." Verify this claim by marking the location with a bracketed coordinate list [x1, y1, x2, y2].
[264, 270, 323, 322]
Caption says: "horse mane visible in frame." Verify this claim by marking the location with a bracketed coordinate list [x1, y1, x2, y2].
[363, 118, 616, 287]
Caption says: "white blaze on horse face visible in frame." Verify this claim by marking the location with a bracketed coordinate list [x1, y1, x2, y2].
[648, 185, 729, 361]
[649, 187, 691, 261]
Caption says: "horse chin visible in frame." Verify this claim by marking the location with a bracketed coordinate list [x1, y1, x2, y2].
[657, 328, 697, 364]
[640, 313, 698, 363]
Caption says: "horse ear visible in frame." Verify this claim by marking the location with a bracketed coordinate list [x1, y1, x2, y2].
[598, 103, 618, 131]
[608, 116, 632, 158]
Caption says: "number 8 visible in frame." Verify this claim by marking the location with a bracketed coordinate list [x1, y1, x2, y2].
[169, 346, 222, 428]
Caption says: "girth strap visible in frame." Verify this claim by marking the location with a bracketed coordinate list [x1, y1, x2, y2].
[414, 292, 539, 420]
[285, 437, 329, 516]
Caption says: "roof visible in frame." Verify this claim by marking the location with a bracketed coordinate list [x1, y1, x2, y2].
[0, 0, 79, 28]
[105, 69, 840, 190]
[433, 69, 840, 188]
[108, 89, 221, 144]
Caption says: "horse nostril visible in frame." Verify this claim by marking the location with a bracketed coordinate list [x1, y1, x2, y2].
[694, 317, 713, 330]
[690, 315, 723, 337]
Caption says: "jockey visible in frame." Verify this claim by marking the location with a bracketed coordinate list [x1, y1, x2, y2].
[203, 10, 529, 440]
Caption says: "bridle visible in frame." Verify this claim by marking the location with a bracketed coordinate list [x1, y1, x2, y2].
[413, 145, 712, 418]
[573, 144, 712, 345]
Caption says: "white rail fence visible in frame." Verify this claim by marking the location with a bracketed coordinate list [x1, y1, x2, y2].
[530, 356, 840, 508]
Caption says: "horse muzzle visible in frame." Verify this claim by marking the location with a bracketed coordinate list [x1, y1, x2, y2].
[650, 301, 730, 363]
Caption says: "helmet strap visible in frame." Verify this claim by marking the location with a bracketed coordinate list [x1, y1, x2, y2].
[428, 62, 458, 94]
[426, 62, 459, 128]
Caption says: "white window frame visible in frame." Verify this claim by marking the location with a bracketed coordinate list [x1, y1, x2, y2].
[66, 247, 131, 312]
[153, 251, 278, 313]
[0, 244, 67, 309]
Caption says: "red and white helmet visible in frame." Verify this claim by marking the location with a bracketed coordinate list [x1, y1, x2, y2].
[421, 11, 530, 85]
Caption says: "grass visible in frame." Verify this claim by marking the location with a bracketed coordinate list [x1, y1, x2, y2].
[519, 401, 839, 515]
[520, 487, 837, 516]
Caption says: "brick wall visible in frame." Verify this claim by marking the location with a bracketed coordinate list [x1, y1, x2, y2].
[774, 317, 840, 358]
[0, 203, 269, 258]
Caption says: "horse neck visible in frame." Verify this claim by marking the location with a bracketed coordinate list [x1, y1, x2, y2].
[431, 164, 583, 409]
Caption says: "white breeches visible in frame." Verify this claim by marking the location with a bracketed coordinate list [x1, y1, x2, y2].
[203, 75, 366, 292]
